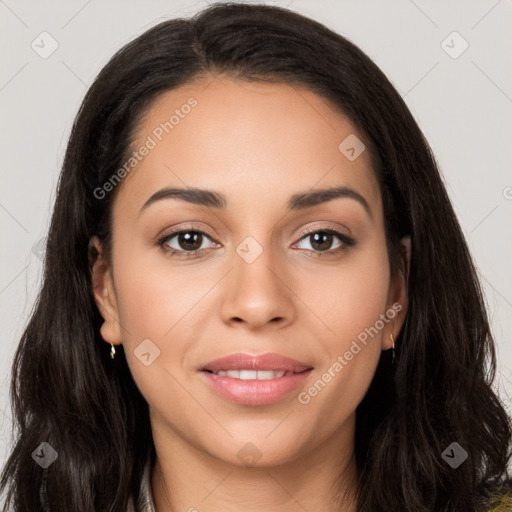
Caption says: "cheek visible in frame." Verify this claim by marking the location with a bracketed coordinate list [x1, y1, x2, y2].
[111, 247, 197, 405]
[300, 241, 391, 346]
[115, 269, 174, 338]
[296, 240, 390, 404]
[112, 235, 204, 336]
[110, 236, 224, 389]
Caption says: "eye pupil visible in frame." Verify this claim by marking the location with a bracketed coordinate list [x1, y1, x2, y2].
[310, 232, 333, 251]
[179, 232, 202, 251]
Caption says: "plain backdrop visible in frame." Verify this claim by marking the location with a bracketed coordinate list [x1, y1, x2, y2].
[1, 0, 511, 469]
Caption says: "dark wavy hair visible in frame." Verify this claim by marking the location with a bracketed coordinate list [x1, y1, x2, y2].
[1, 2, 511, 511]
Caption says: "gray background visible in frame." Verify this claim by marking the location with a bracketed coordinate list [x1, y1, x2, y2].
[1, 0, 511, 469]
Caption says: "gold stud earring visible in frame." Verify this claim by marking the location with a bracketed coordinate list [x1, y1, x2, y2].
[110, 343, 116, 359]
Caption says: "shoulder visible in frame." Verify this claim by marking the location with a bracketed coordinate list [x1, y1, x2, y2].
[481, 480, 512, 512]
[487, 492, 512, 511]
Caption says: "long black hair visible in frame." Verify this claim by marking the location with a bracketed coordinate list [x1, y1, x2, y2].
[1, 2, 511, 511]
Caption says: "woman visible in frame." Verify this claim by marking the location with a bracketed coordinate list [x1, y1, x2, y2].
[1, 2, 511, 511]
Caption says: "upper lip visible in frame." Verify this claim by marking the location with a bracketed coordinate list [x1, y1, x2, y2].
[200, 353, 313, 373]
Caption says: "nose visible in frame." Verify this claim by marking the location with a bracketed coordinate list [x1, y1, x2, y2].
[220, 238, 296, 331]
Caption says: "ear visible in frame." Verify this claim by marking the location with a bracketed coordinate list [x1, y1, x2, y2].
[382, 236, 410, 350]
[90, 236, 123, 346]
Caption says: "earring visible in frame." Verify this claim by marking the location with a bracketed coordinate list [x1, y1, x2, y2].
[110, 343, 116, 359]
[390, 333, 395, 365]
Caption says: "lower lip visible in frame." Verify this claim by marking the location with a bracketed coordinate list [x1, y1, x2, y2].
[200, 370, 313, 406]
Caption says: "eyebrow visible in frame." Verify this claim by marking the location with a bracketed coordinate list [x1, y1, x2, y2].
[140, 186, 372, 218]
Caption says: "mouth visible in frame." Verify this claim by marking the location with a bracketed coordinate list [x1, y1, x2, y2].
[199, 352, 314, 406]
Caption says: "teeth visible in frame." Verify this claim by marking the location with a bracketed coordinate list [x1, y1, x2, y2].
[214, 370, 293, 379]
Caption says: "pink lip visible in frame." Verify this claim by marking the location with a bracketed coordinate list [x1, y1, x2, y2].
[199, 352, 314, 406]
[200, 352, 312, 373]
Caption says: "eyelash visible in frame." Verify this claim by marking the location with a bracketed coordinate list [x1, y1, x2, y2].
[156, 225, 355, 259]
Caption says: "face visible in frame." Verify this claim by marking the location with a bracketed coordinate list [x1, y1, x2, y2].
[92, 75, 408, 468]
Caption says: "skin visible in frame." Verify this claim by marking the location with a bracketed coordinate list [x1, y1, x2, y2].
[92, 75, 409, 512]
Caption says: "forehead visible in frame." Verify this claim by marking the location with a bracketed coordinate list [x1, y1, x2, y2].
[115, 75, 381, 218]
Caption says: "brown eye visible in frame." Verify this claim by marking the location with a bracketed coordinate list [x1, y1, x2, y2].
[157, 229, 219, 258]
[308, 232, 336, 251]
[294, 228, 355, 257]
[172, 231, 204, 251]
